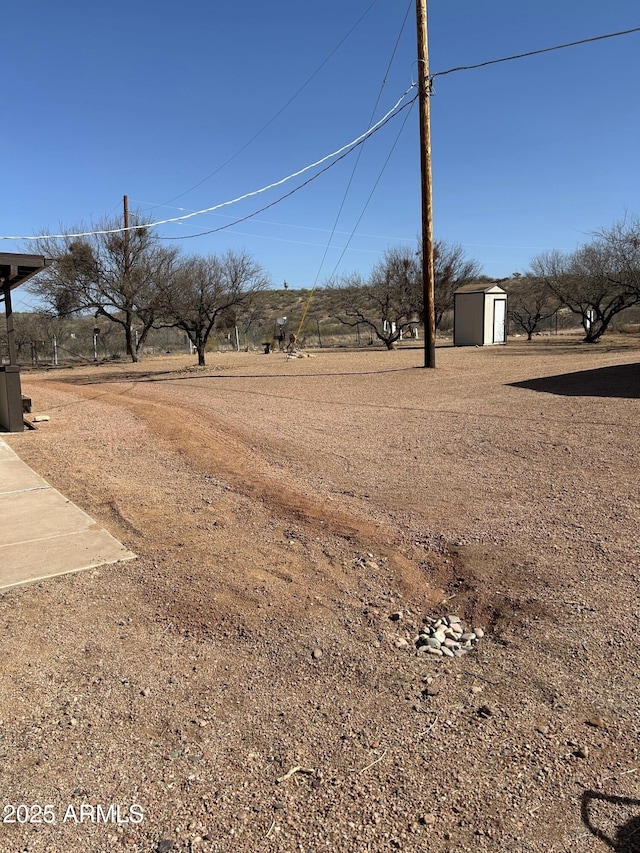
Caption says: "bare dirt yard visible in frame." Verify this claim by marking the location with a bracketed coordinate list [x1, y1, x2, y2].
[2, 338, 639, 853]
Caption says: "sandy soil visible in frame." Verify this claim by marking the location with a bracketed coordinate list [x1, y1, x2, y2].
[1, 338, 639, 853]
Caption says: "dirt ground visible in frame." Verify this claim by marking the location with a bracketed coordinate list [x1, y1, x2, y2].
[2, 338, 639, 853]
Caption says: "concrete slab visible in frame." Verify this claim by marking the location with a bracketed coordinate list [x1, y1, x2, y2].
[0, 438, 136, 591]
[0, 441, 19, 462]
[0, 458, 50, 493]
[0, 530, 135, 589]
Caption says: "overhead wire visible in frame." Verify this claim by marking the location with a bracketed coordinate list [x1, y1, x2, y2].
[431, 25, 640, 80]
[132, 199, 416, 243]
[295, 101, 416, 343]
[295, 0, 413, 340]
[160, 94, 418, 242]
[146, 0, 380, 210]
[1, 85, 416, 243]
[3, 23, 639, 244]
[311, 0, 413, 287]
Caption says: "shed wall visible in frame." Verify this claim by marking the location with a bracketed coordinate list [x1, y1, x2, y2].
[454, 292, 484, 345]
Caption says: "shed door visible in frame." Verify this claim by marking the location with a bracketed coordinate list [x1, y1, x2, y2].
[493, 299, 506, 343]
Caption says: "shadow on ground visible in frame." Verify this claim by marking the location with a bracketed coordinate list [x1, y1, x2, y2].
[582, 790, 640, 852]
[509, 362, 640, 399]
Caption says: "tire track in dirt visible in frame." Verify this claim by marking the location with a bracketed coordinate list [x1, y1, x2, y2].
[38, 379, 445, 608]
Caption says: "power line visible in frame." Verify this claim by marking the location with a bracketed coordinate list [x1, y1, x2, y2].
[5, 23, 638, 245]
[296, 100, 416, 340]
[311, 0, 413, 287]
[325, 102, 416, 285]
[294, 2, 414, 337]
[161, 95, 417, 242]
[146, 0, 380, 210]
[431, 25, 640, 80]
[1, 86, 416, 242]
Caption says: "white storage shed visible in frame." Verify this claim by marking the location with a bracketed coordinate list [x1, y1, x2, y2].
[453, 283, 507, 347]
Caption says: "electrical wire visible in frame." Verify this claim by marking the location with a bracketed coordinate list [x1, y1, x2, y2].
[431, 25, 640, 80]
[295, 1, 413, 339]
[161, 94, 417, 241]
[311, 0, 413, 287]
[131, 200, 415, 242]
[325, 102, 416, 285]
[295, 101, 415, 341]
[1, 85, 416, 243]
[147, 0, 380, 210]
[4, 23, 639, 244]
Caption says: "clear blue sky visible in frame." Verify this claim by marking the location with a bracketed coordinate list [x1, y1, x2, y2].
[4, 0, 640, 309]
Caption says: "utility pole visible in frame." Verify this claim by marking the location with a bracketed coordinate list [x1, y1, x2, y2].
[416, 0, 436, 367]
[123, 194, 130, 276]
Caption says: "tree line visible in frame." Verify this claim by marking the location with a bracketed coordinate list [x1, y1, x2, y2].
[329, 215, 640, 347]
[32, 216, 270, 366]
[26, 213, 640, 362]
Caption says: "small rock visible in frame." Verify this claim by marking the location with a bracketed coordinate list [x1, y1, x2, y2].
[443, 638, 460, 650]
[394, 638, 409, 649]
[575, 745, 589, 759]
[441, 647, 455, 658]
[312, 648, 323, 660]
[536, 725, 550, 736]
[156, 841, 173, 853]
[586, 715, 606, 729]
[389, 611, 403, 622]
[424, 637, 441, 649]
[461, 632, 476, 642]
[419, 813, 437, 826]
[471, 685, 483, 694]
[426, 646, 443, 656]
[422, 685, 440, 697]
[477, 705, 493, 718]
[474, 628, 485, 638]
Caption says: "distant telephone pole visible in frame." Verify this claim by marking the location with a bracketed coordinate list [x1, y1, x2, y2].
[416, 0, 436, 368]
[123, 194, 130, 278]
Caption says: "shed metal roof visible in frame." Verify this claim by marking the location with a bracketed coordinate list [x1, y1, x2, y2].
[454, 282, 507, 295]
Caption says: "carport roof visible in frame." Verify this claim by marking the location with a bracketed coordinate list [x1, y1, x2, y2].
[0, 252, 51, 295]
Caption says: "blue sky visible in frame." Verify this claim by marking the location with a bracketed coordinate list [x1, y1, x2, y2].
[4, 0, 640, 308]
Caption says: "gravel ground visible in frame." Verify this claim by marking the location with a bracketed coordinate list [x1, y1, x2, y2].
[1, 338, 639, 853]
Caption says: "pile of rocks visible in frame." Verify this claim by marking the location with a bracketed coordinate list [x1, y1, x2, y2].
[415, 615, 484, 658]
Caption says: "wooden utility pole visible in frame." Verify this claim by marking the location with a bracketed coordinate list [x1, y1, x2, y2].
[416, 0, 436, 367]
[123, 194, 130, 276]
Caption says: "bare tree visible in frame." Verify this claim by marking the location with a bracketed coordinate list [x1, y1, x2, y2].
[531, 219, 640, 343]
[418, 240, 482, 330]
[505, 276, 560, 340]
[157, 250, 270, 366]
[30, 216, 178, 362]
[329, 248, 421, 349]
